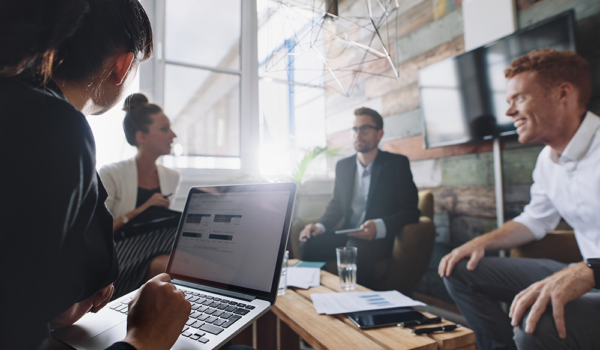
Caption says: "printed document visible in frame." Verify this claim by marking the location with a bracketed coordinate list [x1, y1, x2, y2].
[286, 267, 320, 289]
[311, 291, 425, 315]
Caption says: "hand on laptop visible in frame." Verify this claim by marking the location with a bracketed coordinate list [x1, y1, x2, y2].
[123, 273, 191, 350]
[348, 220, 376, 241]
[299, 223, 323, 242]
[50, 284, 114, 329]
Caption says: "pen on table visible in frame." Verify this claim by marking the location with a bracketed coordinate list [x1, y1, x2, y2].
[163, 193, 173, 198]
[412, 324, 461, 335]
[398, 317, 442, 328]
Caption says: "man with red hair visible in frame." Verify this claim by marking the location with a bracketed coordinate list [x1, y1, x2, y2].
[439, 49, 600, 350]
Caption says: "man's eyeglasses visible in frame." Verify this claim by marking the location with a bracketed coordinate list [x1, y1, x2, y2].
[351, 125, 380, 134]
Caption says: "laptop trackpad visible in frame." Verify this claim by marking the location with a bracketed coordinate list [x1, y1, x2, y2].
[53, 311, 126, 350]
[81, 323, 127, 350]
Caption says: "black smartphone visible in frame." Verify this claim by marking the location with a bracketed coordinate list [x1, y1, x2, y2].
[346, 307, 427, 329]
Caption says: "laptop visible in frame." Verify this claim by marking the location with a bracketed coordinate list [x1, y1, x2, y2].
[53, 183, 297, 350]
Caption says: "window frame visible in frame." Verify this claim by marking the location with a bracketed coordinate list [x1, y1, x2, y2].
[140, 0, 259, 182]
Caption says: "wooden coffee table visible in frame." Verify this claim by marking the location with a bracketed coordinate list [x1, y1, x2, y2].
[50, 265, 475, 350]
[271, 264, 475, 350]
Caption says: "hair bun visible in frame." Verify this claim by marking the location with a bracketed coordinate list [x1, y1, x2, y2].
[123, 93, 149, 111]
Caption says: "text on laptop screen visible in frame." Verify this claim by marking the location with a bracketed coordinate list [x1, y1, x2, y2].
[168, 190, 290, 292]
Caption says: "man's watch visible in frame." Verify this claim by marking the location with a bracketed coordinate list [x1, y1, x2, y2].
[586, 258, 600, 289]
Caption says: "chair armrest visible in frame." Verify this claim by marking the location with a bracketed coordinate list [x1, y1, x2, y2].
[289, 217, 320, 259]
[374, 216, 436, 294]
[510, 230, 582, 264]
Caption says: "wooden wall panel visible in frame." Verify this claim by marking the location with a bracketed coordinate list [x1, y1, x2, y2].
[517, 0, 545, 10]
[395, 9, 464, 63]
[396, 0, 435, 38]
[381, 108, 423, 143]
[381, 83, 420, 117]
[381, 135, 493, 161]
[441, 153, 494, 187]
[517, 0, 600, 29]
[365, 36, 465, 99]
[429, 186, 496, 218]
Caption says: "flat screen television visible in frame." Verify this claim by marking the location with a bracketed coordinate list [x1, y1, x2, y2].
[418, 10, 576, 149]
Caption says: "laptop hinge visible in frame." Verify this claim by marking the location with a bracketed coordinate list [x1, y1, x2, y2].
[173, 279, 255, 302]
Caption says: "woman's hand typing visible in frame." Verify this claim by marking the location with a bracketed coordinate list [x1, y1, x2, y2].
[123, 274, 190, 350]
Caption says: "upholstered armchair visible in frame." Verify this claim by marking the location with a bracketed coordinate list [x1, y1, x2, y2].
[288, 190, 436, 294]
[510, 230, 582, 264]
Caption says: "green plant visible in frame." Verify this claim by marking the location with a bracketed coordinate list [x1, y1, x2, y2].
[292, 146, 339, 184]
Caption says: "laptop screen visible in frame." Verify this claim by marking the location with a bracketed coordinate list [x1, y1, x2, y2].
[166, 183, 296, 298]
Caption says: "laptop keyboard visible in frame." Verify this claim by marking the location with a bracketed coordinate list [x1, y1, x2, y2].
[109, 288, 256, 345]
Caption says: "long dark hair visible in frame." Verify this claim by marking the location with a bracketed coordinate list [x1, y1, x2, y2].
[0, 0, 153, 81]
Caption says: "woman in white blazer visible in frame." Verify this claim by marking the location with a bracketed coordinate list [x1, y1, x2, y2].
[100, 93, 180, 228]
[99, 93, 180, 283]
[100, 157, 180, 227]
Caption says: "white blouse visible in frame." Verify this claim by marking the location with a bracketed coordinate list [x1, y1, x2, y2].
[99, 158, 181, 219]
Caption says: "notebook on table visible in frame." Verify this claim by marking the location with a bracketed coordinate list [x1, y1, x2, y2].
[53, 182, 297, 350]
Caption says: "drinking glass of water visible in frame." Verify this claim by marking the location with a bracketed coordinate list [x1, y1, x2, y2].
[277, 250, 289, 295]
[336, 247, 357, 290]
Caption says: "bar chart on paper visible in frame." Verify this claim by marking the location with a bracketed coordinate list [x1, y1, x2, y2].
[360, 294, 393, 307]
[311, 291, 425, 315]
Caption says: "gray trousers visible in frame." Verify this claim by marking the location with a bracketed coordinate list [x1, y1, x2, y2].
[444, 257, 600, 350]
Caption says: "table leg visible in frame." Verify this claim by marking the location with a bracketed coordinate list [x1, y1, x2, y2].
[276, 316, 281, 350]
[252, 321, 258, 349]
[234, 310, 300, 349]
[276, 314, 300, 350]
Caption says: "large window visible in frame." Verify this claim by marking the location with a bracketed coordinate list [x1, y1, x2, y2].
[139, 0, 327, 179]
[140, 0, 258, 176]
[257, 0, 327, 178]
[162, 0, 242, 170]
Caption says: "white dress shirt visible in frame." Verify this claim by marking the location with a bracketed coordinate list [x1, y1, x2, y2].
[316, 156, 387, 239]
[513, 112, 600, 261]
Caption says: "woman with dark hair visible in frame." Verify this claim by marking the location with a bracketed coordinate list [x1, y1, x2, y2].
[100, 93, 180, 233]
[0, 1, 252, 350]
[99, 93, 179, 297]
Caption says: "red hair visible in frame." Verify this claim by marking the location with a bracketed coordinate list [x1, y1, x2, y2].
[504, 49, 591, 107]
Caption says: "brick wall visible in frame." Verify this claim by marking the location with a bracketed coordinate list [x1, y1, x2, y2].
[326, 0, 600, 302]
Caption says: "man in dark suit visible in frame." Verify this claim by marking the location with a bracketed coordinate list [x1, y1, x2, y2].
[299, 107, 421, 288]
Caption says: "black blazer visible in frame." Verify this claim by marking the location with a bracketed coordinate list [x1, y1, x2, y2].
[319, 150, 421, 242]
[1, 75, 119, 350]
